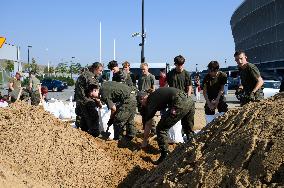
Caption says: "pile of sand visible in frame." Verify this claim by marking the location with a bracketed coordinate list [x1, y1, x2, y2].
[135, 93, 284, 187]
[0, 102, 155, 187]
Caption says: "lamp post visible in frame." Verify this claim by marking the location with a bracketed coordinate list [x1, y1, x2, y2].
[141, 0, 145, 63]
[196, 64, 198, 73]
[70, 56, 75, 79]
[27, 45, 32, 72]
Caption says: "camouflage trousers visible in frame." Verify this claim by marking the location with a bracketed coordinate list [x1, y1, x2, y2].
[75, 101, 100, 137]
[113, 95, 137, 140]
[31, 91, 41, 105]
[156, 92, 195, 153]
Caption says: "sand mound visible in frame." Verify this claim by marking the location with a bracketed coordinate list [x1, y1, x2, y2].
[0, 102, 154, 187]
[135, 93, 284, 187]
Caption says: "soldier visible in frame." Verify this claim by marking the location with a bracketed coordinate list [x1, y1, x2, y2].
[234, 50, 264, 105]
[122, 61, 136, 87]
[166, 55, 194, 138]
[137, 63, 156, 130]
[74, 62, 103, 137]
[138, 87, 195, 164]
[29, 71, 42, 105]
[8, 72, 22, 102]
[108, 60, 127, 83]
[89, 81, 137, 141]
[202, 61, 228, 124]
[166, 55, 192, 96]
[137, 63, 155, 92]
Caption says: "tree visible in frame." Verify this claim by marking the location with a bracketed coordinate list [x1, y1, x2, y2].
[69, 62, 81, 78]
[30, 58, 40, 74]
[56, 62, 68, 75]
[5, 60, 14, 72]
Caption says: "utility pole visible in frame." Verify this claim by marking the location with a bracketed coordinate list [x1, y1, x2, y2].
[27, 46, 32, 72]
[141, 0, 145, 63]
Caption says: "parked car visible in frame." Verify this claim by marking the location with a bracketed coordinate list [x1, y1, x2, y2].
[263, 80, 281, 98]
[41, 79, 66, 92]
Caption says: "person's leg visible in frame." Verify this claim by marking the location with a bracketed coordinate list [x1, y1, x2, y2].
[217, 99, 228, 113]
[181, 101, 195, 140]
[84, 101, 100, 137]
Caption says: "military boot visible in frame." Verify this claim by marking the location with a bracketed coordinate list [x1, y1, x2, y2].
[153, 151, 169, 165]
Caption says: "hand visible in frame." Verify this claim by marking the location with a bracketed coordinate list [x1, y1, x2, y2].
[141, 140, 148, 148]
[208, 101, 216, 111]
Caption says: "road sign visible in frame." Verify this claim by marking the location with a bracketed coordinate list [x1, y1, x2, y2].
[0, 37, 6, 48]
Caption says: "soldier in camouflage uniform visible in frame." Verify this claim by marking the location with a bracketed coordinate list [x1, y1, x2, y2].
[29, 71, 42, 105]
[8, 72, 22, 102]
[74, 62, 103, 137]
[138, 87, 195, 164]
[122, 61, 136, 87]
[166, 55, 194, 138]
[234, 51, 264, 105]
[107, 60, 127, 83]
[166, 55, 193, 96]
[202, 61, 228, 117]
[91, 81, 137, 140]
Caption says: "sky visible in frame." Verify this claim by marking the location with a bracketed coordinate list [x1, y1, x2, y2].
[1, 0, 243, 71]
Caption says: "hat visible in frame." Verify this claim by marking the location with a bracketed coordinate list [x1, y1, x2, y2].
[16, 72, 22, 76]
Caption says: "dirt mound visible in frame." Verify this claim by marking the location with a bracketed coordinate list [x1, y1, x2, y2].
[135, 93, 284, 187]
[0, 102, 156, 187]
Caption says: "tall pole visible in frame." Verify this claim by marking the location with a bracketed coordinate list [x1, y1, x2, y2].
[28, 46, 32, 72]
[100, 21, 102, 63]
[113, 39, 116, 60]
[141, 0, 145, 63]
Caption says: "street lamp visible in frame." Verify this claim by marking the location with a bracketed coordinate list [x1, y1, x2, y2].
[27, 45, 32, 72]
[70, 57, 75, 79]
[196, 64, 198, 73]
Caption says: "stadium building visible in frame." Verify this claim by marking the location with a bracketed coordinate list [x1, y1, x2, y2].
[231, 0, 284, 75]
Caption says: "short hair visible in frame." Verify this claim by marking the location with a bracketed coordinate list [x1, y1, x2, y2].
[234, 50, 246, 57]
[174, 55, 185, 65]
[107, 60, 118, 70]
[160, 68, 166, 72]
[85, 84, 99, 96]
[208, 61, 219, 71]
[122, 61, 130, 67]
[89, 62, 103, 70]
[29, 70, 35, 75]
[140, 63, 148, 69]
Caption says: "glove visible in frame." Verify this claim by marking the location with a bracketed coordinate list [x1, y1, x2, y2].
[107, 118, 114, 126]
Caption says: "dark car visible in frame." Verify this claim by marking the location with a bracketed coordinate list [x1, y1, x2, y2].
[41, 79, 65, 92]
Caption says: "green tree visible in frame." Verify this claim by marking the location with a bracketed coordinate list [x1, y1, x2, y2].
[30, 58, 40, 74]
[5, 60, 14, 72]
[56, 62, 68, 75]
[69, 62, 81, 78]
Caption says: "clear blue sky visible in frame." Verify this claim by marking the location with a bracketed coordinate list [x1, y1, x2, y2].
[2, 0, 243, 71]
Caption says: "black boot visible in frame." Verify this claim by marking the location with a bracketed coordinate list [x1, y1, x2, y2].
[153, 151, 169, 165]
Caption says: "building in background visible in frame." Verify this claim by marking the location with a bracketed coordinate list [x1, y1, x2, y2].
[231, 0, 284, 76]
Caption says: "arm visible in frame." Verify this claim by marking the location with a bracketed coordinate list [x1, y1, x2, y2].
[141, 119, 152, 147]
[8, 82, 14, 91]
[109, 105, 117, 120]
[203, 85, 214, 110]
[252, 76, 264, 93]
[186, 85, 192, 97]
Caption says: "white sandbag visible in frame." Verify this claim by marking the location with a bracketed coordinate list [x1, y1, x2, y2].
[98, 105, 114, 140]
[168, 120, 184, 144]
[0, 101, 8, 108]
[205, 112, 225, 126]
[59, 103, 72, 119]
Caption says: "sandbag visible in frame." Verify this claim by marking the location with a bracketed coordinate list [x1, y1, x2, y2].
[98, 105, 114, 139]
[168, 120, 184, 144]
[0, 101, 8, 108]
[205, 112, 225, 126]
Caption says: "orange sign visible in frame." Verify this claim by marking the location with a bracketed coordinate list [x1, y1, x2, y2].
[0, 37, 6, 48]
